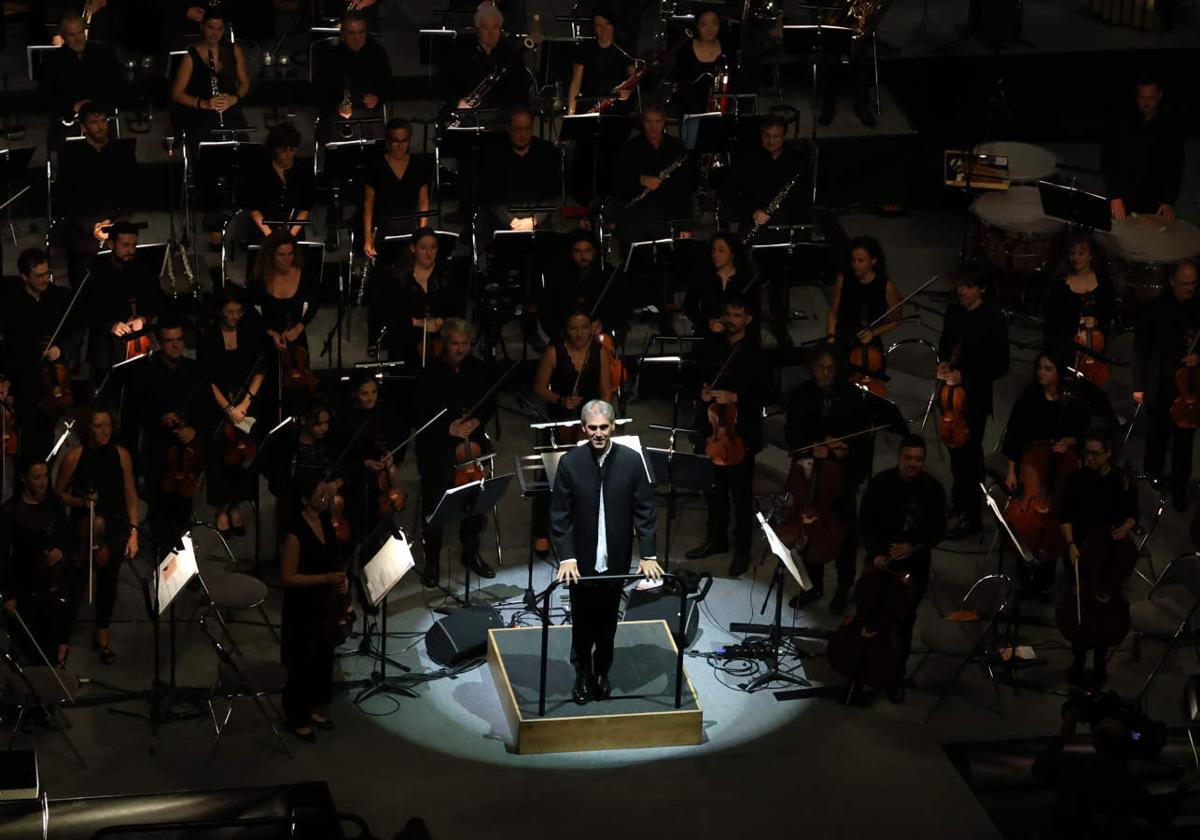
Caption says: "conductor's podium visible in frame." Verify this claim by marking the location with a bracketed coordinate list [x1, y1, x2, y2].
[488, 620, 703, 754]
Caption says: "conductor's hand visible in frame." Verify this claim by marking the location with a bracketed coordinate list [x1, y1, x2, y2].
[556, 560, 580, 585]
[638, 558, 664, 581]
[1110, 198, 1127, 220]
[1157, 203, 1176, 222]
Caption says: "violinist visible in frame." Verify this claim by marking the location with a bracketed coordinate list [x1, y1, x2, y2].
[132, 320, 205, 546]
[82, 221, 164, 381]
[1059, 433, 1138, 687]
[200, 289, 264, 537]
[531, 310, 614, 553]
[413, 319, 496, 586]
[825, 236, 901, 365]
[1042, 233, 1116, 365]
[1001, 354, 1087, 496]
[54, 403, 140, 665]
[248, 231, 321, 411]
[266, 403, 341, 520]
[1133, 260, 1198, 512]
[366, 227, 463, 366]
[783, 345, 871, 611]
[361, 118, 433, 257]
[329, 370, 402, 539]
[858, 434, 947, 702]
[686, 297, 771, 576]
[1, 458, 75, 669]
[684, 233, 759, 338]
[938, 273, 1010, 539]
[540, 230, 628, 341]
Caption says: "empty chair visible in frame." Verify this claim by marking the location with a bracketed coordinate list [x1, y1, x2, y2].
[1, 650, 84, 767]
[1130, 552, 1200, 700]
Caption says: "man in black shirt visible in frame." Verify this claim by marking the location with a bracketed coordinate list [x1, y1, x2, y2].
[41, 13, 124, 148]
[937, 274, 1009, 539]
[686, 297, 772, 576]
[81, 221, 164, 380]
[482, 105, 562, 232]
[610, 101, 693, 248]
[314, 9, 392, 140]
[540, 230, 627, 340]
[720, 115, 811, 235]
[440, 3, 528, 115]
[1133, 260, 1198, 511]
[1103, 74, 1185, 221]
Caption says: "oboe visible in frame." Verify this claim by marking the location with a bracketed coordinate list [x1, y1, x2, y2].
[742, 169, 804, 245]
[208, 50, 224, 129]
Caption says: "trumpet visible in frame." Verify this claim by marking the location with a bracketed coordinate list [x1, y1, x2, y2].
[82, 0, 93, 41]
[208, 51, 224, 128]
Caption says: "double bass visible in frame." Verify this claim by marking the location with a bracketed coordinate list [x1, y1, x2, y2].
[776, 447, 846, 564]
[1005, 440, 1081, 566]
[1056, 527, 1137, 651]
[1073, 318, 1110, 387]
[826, 557, 913, 691]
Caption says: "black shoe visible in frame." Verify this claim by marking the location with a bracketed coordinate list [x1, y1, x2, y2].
[465, 554, 495, 579]
[886, 684, 906, 704]
[421, 562, 440, 588]
[590, 673, 611, 701]
[685, 540, 730, 560]
[288, 724, 317, 743]
[788, 588, 823, 609]
[728, 551, 751, 577]
[818, 100, 835, 126]
[854, 100, 877, 127]
[309, 714, 335, 731]
[572, 673, 591, 705]
[829, 586, 849, 614]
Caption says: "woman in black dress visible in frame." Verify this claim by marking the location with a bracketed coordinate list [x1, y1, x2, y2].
[168, 6, 250, 140]
[279, 472, 347, 742]
[366, 227, 462, 365]
[53, 403, 139, 665]
[671, 8, 726, 118]
[1002, 353, 1088, 494]
[1042, 233, 1116, 362]
[247, 122, 316, 241]
[200, 288, 266, 536]
[329, 370, 402, 539]
[685, 232, 757, 337]
[825, 235, 902, 358]
[362, 118, 432, 258]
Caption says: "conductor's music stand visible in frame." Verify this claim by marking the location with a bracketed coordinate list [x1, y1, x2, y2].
[645, 438, 712, 570]
[351, 515, 419, 705]
[1037, 179, 1111, 233]
[426, 471, 514, 606]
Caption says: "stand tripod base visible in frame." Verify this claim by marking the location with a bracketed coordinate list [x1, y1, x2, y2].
[352, 674, 419, 704]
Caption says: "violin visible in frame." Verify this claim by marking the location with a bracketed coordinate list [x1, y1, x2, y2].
[76, 497, 111, 570]
[826, 559, 912, 690]
[1, 389, 16, 456]
[222, 418, 258, 467]
[281, 344, 319, 394]
[1073, 319, 1109, 387]
[1056, 528, 1137, 650]
[324, 514, 356, 645]
[848, 343, 887, 397]
[375, 439, 407, 517]
[453, 424, 487, 486]
[704, 343, 748, 467]
[1005, 440, 1080, 567]
[775, 449, 845, 563]
[39, 362, 75, 416]
[937, 346, 969, 449]
[1170, 329, 1200, 429]
[161, 421, 200, 500]
[123, 300, 152, 360]
[597, 332, 627, 389]
[330, 492, 351, 543]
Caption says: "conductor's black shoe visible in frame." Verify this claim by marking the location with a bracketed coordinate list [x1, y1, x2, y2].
[421, 563, 439, 588]
[590, 673, 611, 700]
[685, 540, 729, 560]
[728, 551, 751, 577]
[572, 674, 591, 705]
[788, 587, 823, 609]
[465, 555, 496, 579]
[829, 586, 850, 614]
[886, 684, 906, 704]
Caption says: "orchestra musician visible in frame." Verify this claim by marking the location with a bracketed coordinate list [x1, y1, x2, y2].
[816, 6, 876, 127]
[552, 399, 660, 704]
[482, 105, 562, 233]
[539, 230, 627, 340]
[719, 114, 811, 233]
[937, 273, 1010, 539]
[167, 0, 276, 49]
[1103, 72, 1185, 221]
[314, 9, 392, 140]
[610, 101, 693, 246]
[366, 228, 463, 366]
[40, 13, 124, 149]
[783, 345, 871, 611]
[2, 458, 75, 670]
[1001, 354, 1087, 495]
[532, 310, 614, 553]
[413, 319, 496, 587]
[199, 288, 264, 536]
[441, 3, 529, 115]
[169, 5, 250, 140]
[48, 0, 116, 44]
[825, 236, 901, 359]
[1042, 233, 1116, 363]
[670, 8, 726, 121]
[267, 403, 341, 524]
[54, 403, 140, 665]
[361, 118, 433, 257]
[329, 370, 402, 538]
[858, 434, 947, 702]
[1133, 259, 1198, 511]
[684, 232, 759, 338]
[81, 221, 164, 380]
[1059, 432, 1138, 687]
[247, 122, 316, 241]
[53, 102, 138, 289]
[686, 296, 771, 576]
[248, 231, 321, 410]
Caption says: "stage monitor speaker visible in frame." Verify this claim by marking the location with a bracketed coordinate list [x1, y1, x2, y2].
[970, 0, 1023, 44]
[624, 573, 711, 646]
[0, 750, 37, 801]
[425, 604, 504, 666]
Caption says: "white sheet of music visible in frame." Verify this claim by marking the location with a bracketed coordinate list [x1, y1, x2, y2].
[157, 535, 199, 615]
[756, 512, 812, 592]
[364, 533, 415, 607]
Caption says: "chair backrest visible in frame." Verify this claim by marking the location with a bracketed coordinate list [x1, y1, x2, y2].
[1155, 553, 1200, 600]
[962, 574, 1013, 618]
[1134, 475, 1167, 553]
[198, 615, 250, 690]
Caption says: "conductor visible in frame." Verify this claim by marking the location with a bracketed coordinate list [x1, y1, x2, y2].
[551, 400, 661, 705]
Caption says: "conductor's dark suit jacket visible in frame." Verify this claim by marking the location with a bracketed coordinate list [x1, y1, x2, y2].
[549, 442, 657, 576]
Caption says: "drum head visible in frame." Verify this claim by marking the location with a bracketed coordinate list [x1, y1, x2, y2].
[973, 186, 1066, 235]
[973, 141, 1059, 183]
[1101, 216, 1200, 265]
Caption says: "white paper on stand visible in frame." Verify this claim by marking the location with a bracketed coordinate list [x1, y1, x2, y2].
[756, 512, 812, 592]
[364, 533, 416, 607]
[157, 534, 199, 615]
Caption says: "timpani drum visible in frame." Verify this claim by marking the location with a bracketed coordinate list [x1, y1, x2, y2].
[973, 141, 1059, 184]
[1098, 215, 1200, 306]
[974, 186, 1067, 276]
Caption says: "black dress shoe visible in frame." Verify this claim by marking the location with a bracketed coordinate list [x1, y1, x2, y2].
[728, 551, 751, 577]
[572, 674, 591, 705]
[685, 540, 729, 560]
[788, 588, 823, 609]
[590, 673, 611, 700]
[829, 586, 850, 614]
[465, 555, 496, 579]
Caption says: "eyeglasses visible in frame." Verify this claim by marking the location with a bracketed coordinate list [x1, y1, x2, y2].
[1084, 449, 1107, 458]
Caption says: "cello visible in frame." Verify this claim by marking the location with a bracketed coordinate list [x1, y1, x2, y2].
[1073, 319, 1110, 387]
[1056, 527, 1137, 652]
[826, 557, 914, 692]
[703, 341, 748, 467]
[1005, 440, 1081, 567]
[1170, 328, 1200, 429]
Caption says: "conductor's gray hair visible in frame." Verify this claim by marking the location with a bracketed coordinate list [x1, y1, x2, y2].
[474, 2, 504, 27]
[440, 317, 472, 341]
[580, 399, 615, 424]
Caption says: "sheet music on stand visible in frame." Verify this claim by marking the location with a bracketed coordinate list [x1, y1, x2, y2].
[363, 530, 416, 607]
[156, 534, 199, 615]
[757, 512, 812, 592]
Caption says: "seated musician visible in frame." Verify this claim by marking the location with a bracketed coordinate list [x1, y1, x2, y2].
[169, 6, 251, 140]
[413, 318, 496, 586]
[366, 228, 463, 365]
[1042, 233, 1116, 364]
[1103, 72, 1185, 221]
[540, 230, 628, 340]
[329, 370, 403, 539]
[858, 434, 946, 703]
[247, 122, 316, 240]
[531, 310, 614, 553]
[53, 102, 138, 289]
[2, 458, 75, 670]
[825, 236, 901, 363]
[610, 101, 693, 247]
[481, 105, 562, 233]
[49, 1, 117, 44]
[314, 9, 393, 140]
[362, 118, 433, 258]
[168, 0, 276, 49]
[81, 221, 165, 381]
[686, 296, 771, 577]
[40, 13, 124, 149]
[266, 402, 342, 519]
[131, 319, 205, 546]
[783, 345, 870, 611]
[440, 3, 529, 115]
[1059, 432, 1138, 687]
[1002, 353, 1088, 493]
[199, 288, 265, 536]
[2, 248, 83, 457]
[719, 114, 811, 235]
[669, 8, 726, 121]
[1133, 260, 1198, 512]
[684, 232, 759, 339]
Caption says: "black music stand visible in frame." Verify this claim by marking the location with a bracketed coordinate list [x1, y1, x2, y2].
[1038, 179, 1111, 233]
[195, 140, 262, 215]
[0, 146, 34, 248]
[683, 112, 732, 156]
[324, 137, 384, 249]
[512, 448, 567, 611]
[437, 118, 503, 263]
[426, 472, 514, 606]
[350, 515, 419, 705]
[782, 21, 856, 184]
[645, 441, 712, 570]
[331, 115, 385, 143]
[560, 113, 633, 209]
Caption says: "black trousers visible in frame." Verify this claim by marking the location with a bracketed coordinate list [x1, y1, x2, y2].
[419, 464, 484, 567]
[806, 486, 859, 592]
[949, 405, 989, 526]
[569, 579, 624, 678]
[896, 555, 931, 680]
[77, 540, 124, 631]
[816, 39, 874, 109]
[1144, 401, 1195, 501]
[10, 588, 76, 662]
[281, 636, 334, 727]
[706, 455, 756, 553]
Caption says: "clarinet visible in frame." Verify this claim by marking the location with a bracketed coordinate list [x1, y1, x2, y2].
[625, 155, 688, 209]
[742, 169, 804, 245]
[208, 50, 224, 129]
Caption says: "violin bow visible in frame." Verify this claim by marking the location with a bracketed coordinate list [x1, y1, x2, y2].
[863, 273, 940, 334]
[708, 341, 742, 391]
[789, 422, 896, 456]
[40, 267, 93, 363]
[385, 407, 448, 461]
[87, 497, 95, 605]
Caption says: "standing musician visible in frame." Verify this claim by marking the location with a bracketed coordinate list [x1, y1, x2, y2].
[314, 9, 392, 140]
[53, 102, 138, 289]
[552, 399, 660, 705]
[247, 122, 315, 241]
[168, 6, 251, 140]
[82, 221, 164, 380]
[531, 310, 614, 553]
[267, 403, 342, 528]
[1133, 260, 1199, 512]
[610, 101, 693, 246]
[816, 8, 876, 127]
[783, 345, 871, 611]
[54, 403, 139, 665]
[482, 105, 562, 233]
[361, 118, 433, 257]
[720, 114, 810, 234]
[1103, 73, 1185, 221]
[248, 232, 321, 411]
[413, 319, 496, 587]
[938, 273, 1010, 539]
[199, 288, 264, 536]
[2, 458, 75, 670]
[366, 228, 463, 365]
[279, 472, 347, 743]
[440, 3, 529, 115]
[1042, 233, 1116, 364]
[540, 230, 627, 340]
[329, 370, 402, 540]
[40, 13, 124, 149]
[131, 320, 205, 546]
[858, 434, 946, 702]
[2, 248, 82, 458]
[1059, 433, 1138, 687]
[684, 232, 759, 338]
[670, 8, 726, 120]
[686, 296, 771, 576]
[1002, 354, 1088, 496]
[825, 236, 901, 360]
